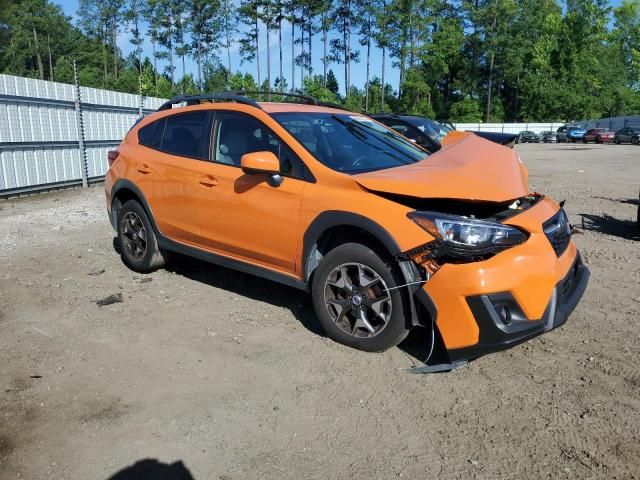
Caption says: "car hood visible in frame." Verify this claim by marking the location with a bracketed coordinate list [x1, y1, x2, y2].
[353, 133, 529, 202]
[472, 131, 519, 146]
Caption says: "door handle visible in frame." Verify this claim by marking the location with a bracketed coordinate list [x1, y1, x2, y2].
[137, 164, 151, 174]
[199, 175, 219, 187]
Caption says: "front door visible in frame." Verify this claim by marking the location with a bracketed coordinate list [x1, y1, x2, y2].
[193, 111, 309, 274]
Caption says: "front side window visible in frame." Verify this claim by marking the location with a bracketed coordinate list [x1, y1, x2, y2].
[407, 118, 451, 142]
[159, 111, 211, 160]
[213, 112, 310, 180]
[272, 113, 428, 174]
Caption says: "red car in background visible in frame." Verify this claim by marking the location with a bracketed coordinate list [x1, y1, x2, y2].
[583, 128, 615, 144]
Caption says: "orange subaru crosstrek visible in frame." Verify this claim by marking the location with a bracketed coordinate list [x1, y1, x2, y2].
[105, 93, 589, 365]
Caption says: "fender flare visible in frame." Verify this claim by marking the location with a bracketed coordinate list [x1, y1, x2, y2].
[301, 211, 437, 327]
[301, 210, 402, 282]
[110, 179, 160, 234]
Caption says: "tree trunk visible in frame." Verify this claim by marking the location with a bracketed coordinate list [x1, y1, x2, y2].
[135, 18, 142, 77]
[152, 37, 158, 95]
[196, 36, 202, 92]
[399, 26, 407, 98]
[381, 46, 386, 110]
[168, 39, 174, 88]
[300, 24, 304, 84]
[486, 50, 495, 122]
[291, 20, 295, 91]
[322, 12, 327, 86]
[485, 16, 497, 122]
[409, 12, 415, 68]
[255, 18, 261, 87]
[266, 25, 271, 89]
[32, 27, 44, 80]
[345, 0, 351, 95]
[226, 24, 232, 76]
[343, 15, 348, 95]
[113, 24, 118, 79]
[307, 18, 312, 78]
[47, 35, 53, 81]
[278, 16, 283, 89]
[365, 30, 371, 112]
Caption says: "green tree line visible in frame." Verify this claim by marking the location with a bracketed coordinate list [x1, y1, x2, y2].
[1, 0, 639, 121]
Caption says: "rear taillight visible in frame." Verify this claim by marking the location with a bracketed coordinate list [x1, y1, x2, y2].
[107, 150, 120, 167]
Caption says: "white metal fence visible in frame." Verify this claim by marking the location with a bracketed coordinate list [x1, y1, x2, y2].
[0, 74, 165, 197]
[454, 122, 566, 135]
[1, 73, 638, 197]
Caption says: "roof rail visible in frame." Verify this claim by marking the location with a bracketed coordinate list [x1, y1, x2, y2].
[229, 90, 347, 110]
[157, 94, 262, 111]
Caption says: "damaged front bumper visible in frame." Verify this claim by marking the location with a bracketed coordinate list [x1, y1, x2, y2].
[443, 254, 589, 362]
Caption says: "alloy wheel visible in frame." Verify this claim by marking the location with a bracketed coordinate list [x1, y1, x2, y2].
[121, 212, 147, 260]
[323, 263, 392, 338]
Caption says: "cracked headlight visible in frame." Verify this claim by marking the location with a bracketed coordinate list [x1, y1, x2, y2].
[407, 211, 527, 258]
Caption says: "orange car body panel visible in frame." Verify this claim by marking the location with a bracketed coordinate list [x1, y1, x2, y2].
[423, 197, 575, 349]
[105, 101, 585, 355]
[353, 134, 529, 202]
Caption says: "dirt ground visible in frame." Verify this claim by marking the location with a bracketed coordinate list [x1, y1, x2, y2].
[1, 143, 639, 480]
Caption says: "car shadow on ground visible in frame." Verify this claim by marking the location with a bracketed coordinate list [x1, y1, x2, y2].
[113, 239, 434, 365]
[580, 212, 640, 241]
[148, 249, 431, 365]
[107, 458, 195, 479]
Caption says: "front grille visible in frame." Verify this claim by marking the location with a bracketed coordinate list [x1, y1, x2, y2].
[543, 209, 571, 256]
[559, 259, 580, 303]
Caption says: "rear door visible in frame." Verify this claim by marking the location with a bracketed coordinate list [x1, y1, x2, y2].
[136, 110, 212, 244]
[192, 111, 310, 274]
[620, 128, 630, 143]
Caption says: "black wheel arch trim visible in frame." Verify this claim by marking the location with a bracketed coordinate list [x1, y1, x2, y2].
[110, 179, 161, 233]
[302, 210, 403, 282]
[302, 210, 438, 327]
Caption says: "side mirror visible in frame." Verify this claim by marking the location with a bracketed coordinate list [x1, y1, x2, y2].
[240, 151, 283, 187]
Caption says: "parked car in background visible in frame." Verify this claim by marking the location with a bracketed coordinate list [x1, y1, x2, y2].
[565, 126, 586, 143]
[519, 131, 540, 143]
[614, 126, 640, 145]
[540, 131, 557, 143]
[583, 128, 614, 144]
[373, 114, 518, 151]
[556, 126, 567, 142]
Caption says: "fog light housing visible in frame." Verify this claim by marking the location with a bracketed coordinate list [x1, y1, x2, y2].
[495, 303, 512, 325]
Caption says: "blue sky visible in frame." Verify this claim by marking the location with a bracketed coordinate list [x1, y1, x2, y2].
[56, 0, 399, 95]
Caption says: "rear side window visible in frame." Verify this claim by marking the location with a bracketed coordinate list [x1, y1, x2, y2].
[159, 111, 211, 160]
[138, 119, 164, 148]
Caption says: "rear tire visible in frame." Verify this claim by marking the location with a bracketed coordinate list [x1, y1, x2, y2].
[632, 137, 638, 145]
[117, 200, 167, 273]
[311, 243, 411, 352]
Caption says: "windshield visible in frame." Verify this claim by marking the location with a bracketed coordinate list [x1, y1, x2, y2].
[271, 113, 428, 174]
[568, 127, 585, 132]
[405, 117, 452, 142]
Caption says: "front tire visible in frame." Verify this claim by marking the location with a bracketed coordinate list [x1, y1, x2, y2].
[311, 243, 411, 352]
[117, 200, 167, 273]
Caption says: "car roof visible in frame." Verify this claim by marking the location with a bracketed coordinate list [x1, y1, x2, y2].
[258, 102, 350, 114]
